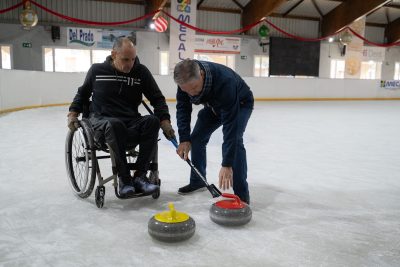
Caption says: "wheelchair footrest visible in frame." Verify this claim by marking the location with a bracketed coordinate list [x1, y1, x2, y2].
[114, 187, 159, 199]
[127, 162, 158, 171]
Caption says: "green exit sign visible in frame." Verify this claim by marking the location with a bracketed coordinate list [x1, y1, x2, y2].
[22, 42, 32, 48]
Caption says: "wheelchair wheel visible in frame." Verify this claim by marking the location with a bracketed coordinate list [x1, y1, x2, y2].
[149, 171, 161, 199]
[95, 186, 105, 208]
[65, 122, 97, 198]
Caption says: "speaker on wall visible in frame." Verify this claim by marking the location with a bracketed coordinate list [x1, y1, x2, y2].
[51, 26, 60, 42]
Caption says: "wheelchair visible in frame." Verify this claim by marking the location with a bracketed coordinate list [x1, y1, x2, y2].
[65, 103, 161, 208]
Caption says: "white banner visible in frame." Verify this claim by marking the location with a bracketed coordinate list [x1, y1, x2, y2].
[362, 46, 385, 62]
[97, 30, 136, 49]
[67, 27, 102, 47]
[67, 27, 135, 49]
[169, 0, 197, 73]
[194, 35, 241, 54]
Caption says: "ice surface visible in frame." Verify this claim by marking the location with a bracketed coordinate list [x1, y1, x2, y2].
[1, 101, 399, 267]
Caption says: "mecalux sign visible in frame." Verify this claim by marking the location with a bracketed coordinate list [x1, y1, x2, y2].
[380, 80, 400, 89]
[169, 0, 197, 73]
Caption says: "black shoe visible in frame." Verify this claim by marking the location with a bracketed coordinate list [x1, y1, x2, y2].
[118, 177, 135, 197]
[133, 173, 159, 194]
[240, 195, 250, 205]
[178, 184, 207, 195]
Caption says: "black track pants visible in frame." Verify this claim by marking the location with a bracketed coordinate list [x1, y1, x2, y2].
[89, 115, 160, 178]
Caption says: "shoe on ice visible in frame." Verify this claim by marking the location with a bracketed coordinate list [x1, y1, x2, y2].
[118, 177, 135, 197]
[178, 184, 206, 195]
[133, 173, 159, 194]
[240, 195, 250, 205]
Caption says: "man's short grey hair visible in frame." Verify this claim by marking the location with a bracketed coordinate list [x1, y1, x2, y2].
[112, 36, 135, 51]
[174, 59, 201, 85]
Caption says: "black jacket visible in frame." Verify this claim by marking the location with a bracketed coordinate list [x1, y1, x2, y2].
[69, 56, 170, 121]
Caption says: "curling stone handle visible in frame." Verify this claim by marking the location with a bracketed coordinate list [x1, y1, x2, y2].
[168, 202, 177, 220]
[221, 193, 242, 204]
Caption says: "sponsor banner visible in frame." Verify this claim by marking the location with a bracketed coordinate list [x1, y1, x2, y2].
[362, 46, 385, 62]
[67, 27, 101, 47]
[380, 80, 400, 89]
[169, 0, 197, 73]
[97, 30, 136, 49]
[67, 27, 135, 48]
[194, 35, 241, 54]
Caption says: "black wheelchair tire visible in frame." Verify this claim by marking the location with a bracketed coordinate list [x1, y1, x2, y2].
[150, 172, 161, 199]
[65, 122, 97, 199]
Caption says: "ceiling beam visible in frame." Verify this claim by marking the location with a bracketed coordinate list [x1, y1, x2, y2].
[271, 13, 321, 22]
[385, 7, 390, 23]
[283, 0, 304, 17]
[198, 6, 242, 14]
[90, 0, 144, 4]
[197, 0, 205, 9]
[144, 0, 166, 13]
[321, 0, 391, 36]
[242, 0, 286, 27]
[232, 0, 244, 10]
[385, 17, 400, 43]
[385, 4, 400, 9]
[310, 0, 323, 17]
[271, 13, 389, 27]
[366, 22, 386, 27]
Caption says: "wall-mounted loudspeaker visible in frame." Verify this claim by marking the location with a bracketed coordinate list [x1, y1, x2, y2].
[51, 26, 60, 42]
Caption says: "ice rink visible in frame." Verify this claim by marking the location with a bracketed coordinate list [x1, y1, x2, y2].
[1, 101, 400, 267]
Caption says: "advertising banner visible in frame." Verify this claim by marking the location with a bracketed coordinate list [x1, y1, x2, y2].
[67, 27, 101, 47]
[362, 46, 385, 62]
[380, 80, 400, 89]
[67, 27, 135, 49]
[194, 35, 241, 54]
[169, 0, 197, 73]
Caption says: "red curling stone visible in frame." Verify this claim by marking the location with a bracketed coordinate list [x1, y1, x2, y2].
[209, 193, 252, 226]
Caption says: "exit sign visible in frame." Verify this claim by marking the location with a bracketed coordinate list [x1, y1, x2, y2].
[22, 42, 32, 48]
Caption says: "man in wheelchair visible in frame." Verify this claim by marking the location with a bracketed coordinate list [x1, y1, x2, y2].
[67, 37, 175, 198]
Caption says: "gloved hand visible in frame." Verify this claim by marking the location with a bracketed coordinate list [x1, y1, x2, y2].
[160, 120, 176, 140]
[67, 112, 79, 131]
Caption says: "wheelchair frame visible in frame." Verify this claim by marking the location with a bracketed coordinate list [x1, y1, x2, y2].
[65, 117, 161, 208]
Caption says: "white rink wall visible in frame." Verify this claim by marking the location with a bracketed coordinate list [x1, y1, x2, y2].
[1, 69, 400, 112]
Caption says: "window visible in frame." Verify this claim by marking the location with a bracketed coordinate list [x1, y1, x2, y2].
[160, 51, 169, 75]
[1, 45, 12, 69]
[44, 47, 111, 72]
[92, 49, 111, 64]
[395, 62, 400, 80]
[360, 61, 382, 80]
[194, 53, 235, 70]
[254, 56, 269, 77]
[330, 59, 345, 79]
[44, 48, 54, 72]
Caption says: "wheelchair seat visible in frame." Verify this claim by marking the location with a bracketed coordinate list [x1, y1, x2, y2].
[65, 112, 161, 208]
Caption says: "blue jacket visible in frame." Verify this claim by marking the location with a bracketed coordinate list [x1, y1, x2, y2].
[176, 60, 254, 167]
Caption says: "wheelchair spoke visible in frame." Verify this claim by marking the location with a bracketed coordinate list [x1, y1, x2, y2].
[66, 120, 96, 199]
[71, 129, 89, 191]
